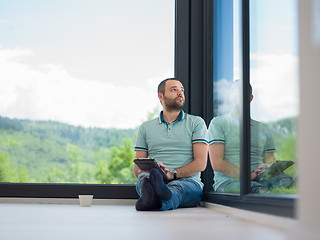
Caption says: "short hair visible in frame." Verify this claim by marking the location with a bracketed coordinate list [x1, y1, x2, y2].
[157, 78, 179, 94]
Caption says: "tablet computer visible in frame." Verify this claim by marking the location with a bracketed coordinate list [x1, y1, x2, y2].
[258, 160, 295, 179]
[134, 158, 168, 180]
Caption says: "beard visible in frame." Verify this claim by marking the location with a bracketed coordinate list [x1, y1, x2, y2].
[163, 95, 185, 111]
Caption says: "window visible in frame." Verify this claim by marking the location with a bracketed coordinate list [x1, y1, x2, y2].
[208, 0, 297, 216]
[1, 0, 298, 214]
[174, 0, 296, 217]
[210, 0, 242, 194]
[0, 0, 174, 196]
[250, 0, 298, 195]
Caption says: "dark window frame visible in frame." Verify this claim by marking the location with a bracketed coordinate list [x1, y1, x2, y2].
[0, 183, 138, 199]
[175, 0, 296, 218]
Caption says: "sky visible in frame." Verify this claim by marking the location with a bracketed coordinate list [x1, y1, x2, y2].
[230, 0, 299, 123]
[249, 0, 299, 122]
[0, 0, 300, 128]
[0, 0, 174, 129]
[214, 0, 299, 122]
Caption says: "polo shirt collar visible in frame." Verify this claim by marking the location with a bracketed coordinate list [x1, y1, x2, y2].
[159, 109, 185, 124]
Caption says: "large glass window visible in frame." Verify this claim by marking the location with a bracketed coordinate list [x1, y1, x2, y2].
[209, 0, 298, 196]
[209, 0, 242, 194]
[173, 0, 296, 217]
[249, 0, 298, 195]
[0, 0, 174, 184]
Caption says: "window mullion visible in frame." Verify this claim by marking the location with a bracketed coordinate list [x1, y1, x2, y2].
[240, 0, 251, 196]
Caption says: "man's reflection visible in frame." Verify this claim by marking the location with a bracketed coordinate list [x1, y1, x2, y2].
[208, 80, 293, 193]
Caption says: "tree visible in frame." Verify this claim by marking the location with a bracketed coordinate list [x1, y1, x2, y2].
[0, 151, 29, 183]
[0, 151, 12, 182]
[94, 138, 136, 184]
[65, 144, 94, 183]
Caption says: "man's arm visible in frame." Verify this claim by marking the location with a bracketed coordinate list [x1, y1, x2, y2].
[171, 142, 208, 180]
[209, 143, 268, 180]
[264, 151, 276, 164]
[133, 150, 148, 178]
[209, 142, 240, 178]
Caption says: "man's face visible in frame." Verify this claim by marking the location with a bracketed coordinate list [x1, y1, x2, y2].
[160, 80, 185, 111]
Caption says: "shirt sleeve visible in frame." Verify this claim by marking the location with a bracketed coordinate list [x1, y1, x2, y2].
[263, 125, 276, 153]
[208, 117, 226, 144]
[134, 124, 148, 152]
[191, 117, 209, 144]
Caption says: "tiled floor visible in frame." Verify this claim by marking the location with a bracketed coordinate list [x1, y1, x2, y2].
[0, 202, 292, 240]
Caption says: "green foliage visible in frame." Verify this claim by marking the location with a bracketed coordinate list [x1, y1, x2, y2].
[266, 117, 297, 179]
[0, 114, 298, 188]
[0, 115, 136, 184]
[94, 138, 136, 184]
[63, 144, 95, 183]
[0, 115, 23, 131]
[0, 151, 30, 183]
[0, 151, 12, 182]
[94, 160, 112, 184]
[44, 167, 65, 183]
[261, 185, 297, 194]
[147, 107, 160, 121]
[10, 167, 30, 183]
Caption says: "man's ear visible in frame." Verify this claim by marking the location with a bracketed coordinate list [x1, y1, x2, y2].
[250, 94, 254, 102]
[158, 92, 164, 105]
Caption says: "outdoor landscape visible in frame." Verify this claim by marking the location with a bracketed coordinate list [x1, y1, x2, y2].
[0, 115, 137, 184]
[0, 114, 297, 192]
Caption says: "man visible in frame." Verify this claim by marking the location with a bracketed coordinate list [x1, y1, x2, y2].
[208, 81, 293, 193]
[133, 78, 208, 211]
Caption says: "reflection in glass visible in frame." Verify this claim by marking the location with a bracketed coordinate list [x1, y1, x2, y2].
[209, 0, 298, 194]
[209, 80, 284, 194]
[249, 0, 298, 194]
[208, 0, 241, 194]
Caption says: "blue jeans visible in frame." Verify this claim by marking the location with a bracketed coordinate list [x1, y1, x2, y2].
[215, 179, 266, 193]
[215, 173, 294, 193]
[136, 172, 203, 211]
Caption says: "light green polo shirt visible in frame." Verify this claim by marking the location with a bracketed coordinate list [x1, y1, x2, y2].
[208, 112, 275, 191]
[134, 110, 208, 188]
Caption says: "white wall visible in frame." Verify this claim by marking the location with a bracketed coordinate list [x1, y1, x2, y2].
[291, 0, 320, 239]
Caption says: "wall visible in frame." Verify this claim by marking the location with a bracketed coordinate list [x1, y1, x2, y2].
[291, 0, 320, 239]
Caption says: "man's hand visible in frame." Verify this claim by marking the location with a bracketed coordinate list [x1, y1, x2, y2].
[251, 163, 269, 180]
[157, 162, 174, 180]
[133, 150, 148, 178]
[251, 171, 259, 180]
[136, 162, 168, 177]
